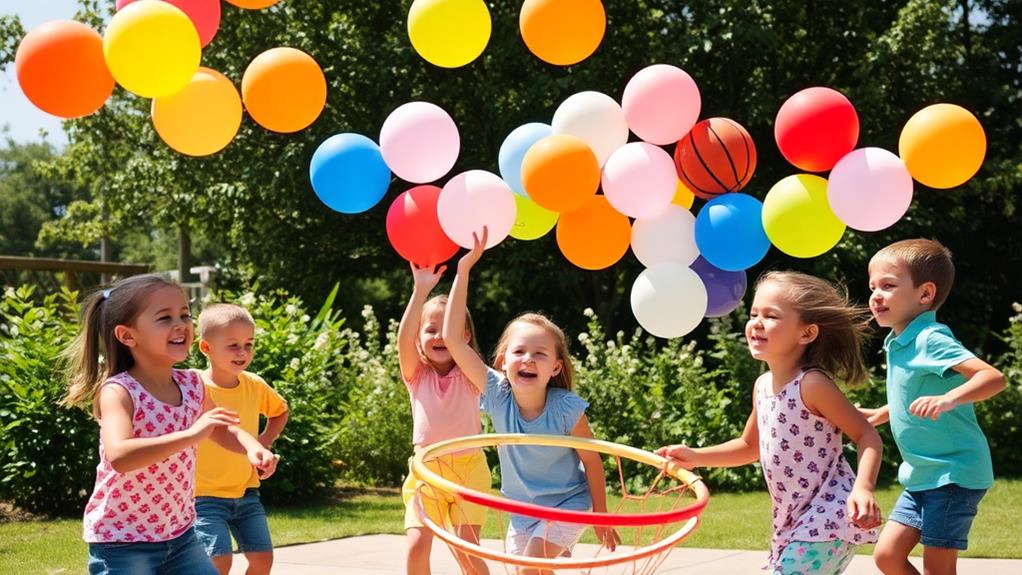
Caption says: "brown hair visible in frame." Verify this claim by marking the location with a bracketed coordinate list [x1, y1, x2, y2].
[198, 303, 255, 339]
[756, 271, 872, 386]
[869, 238, 955, 310]
[61, 274, 187, 414]
[419, 295, 482, 369]
[492, 313, 576, 391]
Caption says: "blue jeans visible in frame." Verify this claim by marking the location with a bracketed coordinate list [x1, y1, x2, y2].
[194, 488, 273, 557]
[889, 483, 987, 550]
[87, 526, 217, 575]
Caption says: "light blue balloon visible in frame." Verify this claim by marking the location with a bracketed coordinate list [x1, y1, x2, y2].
[695, 193, 770, 271]
[498, 122, 552, 198]
[310, 133, 392, 214]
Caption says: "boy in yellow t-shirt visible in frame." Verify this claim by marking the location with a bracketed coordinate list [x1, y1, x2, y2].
[194, 303, 289, 575]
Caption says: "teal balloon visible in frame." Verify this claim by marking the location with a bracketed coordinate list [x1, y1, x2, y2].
[499, 122, 551, 197]
[310, 133, 392, 214]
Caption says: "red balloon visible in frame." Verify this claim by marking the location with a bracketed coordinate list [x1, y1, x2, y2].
[117, 0, 220, 47]
[774, 87, 858, 172]
[386, 185, 459, 268]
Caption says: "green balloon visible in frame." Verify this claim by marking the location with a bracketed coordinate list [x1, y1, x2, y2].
[762, 174, 845, 258]
[510, 193, 559, 241]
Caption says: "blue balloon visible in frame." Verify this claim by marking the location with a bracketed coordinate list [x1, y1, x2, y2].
[310, 133, 392, 214]
[498, 122, 552, 198]
[691, 256, 748, 317]
[694, 193, 770, 271]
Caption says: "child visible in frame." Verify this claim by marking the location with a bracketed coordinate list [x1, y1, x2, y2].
[62, 274, 278, 575]
[658, 271, 883, 575]
[397, 261, 491, 575]
[193, 303, 289, 575]
[861, 239, 1005, 575]
[444, 229, 621, 574]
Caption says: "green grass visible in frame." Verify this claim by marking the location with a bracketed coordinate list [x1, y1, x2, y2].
[3, 481, 1019, 573]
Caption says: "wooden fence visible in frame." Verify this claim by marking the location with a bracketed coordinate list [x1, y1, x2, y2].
[0, 256, 150, 296]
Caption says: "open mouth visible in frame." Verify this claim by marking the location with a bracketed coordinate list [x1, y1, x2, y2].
[516, 370, 538, 381]
[169, 335, 187, 346]
[431, 344, 448, 353]
[231, 359, 247, 367]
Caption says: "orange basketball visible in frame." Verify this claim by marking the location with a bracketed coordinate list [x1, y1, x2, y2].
[673, 117, 757, 199]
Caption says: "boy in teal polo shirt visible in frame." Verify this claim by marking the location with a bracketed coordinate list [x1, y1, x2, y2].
[861, 239, 1005, 575]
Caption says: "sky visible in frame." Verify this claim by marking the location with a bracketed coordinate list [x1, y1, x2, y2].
[1, 0, 82, 147]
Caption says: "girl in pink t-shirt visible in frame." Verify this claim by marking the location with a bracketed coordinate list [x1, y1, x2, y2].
[62, 274, 279, 575]
[397, 262, 490, 575]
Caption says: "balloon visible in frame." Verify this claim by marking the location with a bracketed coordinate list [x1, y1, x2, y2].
[438, 170, 517, 248]
[691, 256, 747, 318]
[762, 174, 845, 258]
[673, 180, 695, 209]
[15, 21, 114, 118]
[224, 0, 280, 8]
[519, 0, 605, 65]
[551, 91, 628, 166]
[774, 87, 859, 172]
[407, 0, 491, 68]
[621, 64, 701, 145]
[556, 195, 631, 270]
[499, 122, 552, 198]
[151, 67, 241, 156]
[602, 142, 677, 219]
[380, 102, 460, 184]
[631, 263, 708, 339]
[310, 133, 392, 214]
[631, 205, 699, 268]
[675, 117, 757, 199]
[386, 185, 459, 268]
[828, 148, 913, 231]
[510, 194, 559, 241]
[694, 193, 770, 271]
[241, 47, 327, 133]
[117, 0, 220, 47]
[103, 0, 201, 98]
[899, 103, 986, 189]
[521, 134, 600, 213]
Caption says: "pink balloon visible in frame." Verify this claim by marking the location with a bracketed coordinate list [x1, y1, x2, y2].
[380, 101, 460, 184]
[117, 0, 220, 47]
[827, 147, 913, 232]
[437, 170, 517, 248]
[602, 142, 676, 218]
[622, 64, 701, 145]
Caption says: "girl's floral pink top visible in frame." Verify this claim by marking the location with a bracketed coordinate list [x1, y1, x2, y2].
[756, 370, 877, 567]
[83, 369, 204, 543]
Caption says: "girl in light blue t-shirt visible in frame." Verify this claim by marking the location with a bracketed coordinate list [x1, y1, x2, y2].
[443, 228, 621, 562]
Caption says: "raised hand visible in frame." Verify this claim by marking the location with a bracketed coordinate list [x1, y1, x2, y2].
[410, 262, 447, 293]
[457, 226, 489, 272]
[190, 407, 240, 441]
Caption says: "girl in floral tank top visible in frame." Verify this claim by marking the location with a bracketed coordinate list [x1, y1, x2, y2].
[659, 272, 883, 575]
[62, 275, 279, 575]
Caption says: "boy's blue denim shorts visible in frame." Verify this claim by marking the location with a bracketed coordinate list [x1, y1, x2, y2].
[889, 483, 987, 550]
[194, 489, 273, 557]
[87, 526, 217, 574]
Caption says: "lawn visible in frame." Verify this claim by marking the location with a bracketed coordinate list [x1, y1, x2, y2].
[2, 481, 1019, 573]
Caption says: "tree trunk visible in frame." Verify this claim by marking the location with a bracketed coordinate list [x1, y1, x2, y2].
[178, 226, 192, 283]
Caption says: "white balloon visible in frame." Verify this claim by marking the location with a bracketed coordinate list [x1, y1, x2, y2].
[437, 170, 516, 248]
[631, 263, 707, 339]
[380, 101, 459, 183]
[551, 91, 628, 167]
[631, 205, 699, 267]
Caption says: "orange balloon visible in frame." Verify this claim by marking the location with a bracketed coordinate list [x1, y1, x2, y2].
[899, 103, 986, 189]
[520, 0, 605, 65]
[224, 0, 280, 8]
[672, 180, 695, 209]
[242, 47, 327, 133]
[521, 134, 600, 213]
[556, 195, 631, 270]
[15, 20, 114, 118]
[152, 67, 242, 156]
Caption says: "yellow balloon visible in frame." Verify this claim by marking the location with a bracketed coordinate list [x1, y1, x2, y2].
[510, 194, 559, 241]
[407, 0, 491, 68]
[104, 0, 200, 98]
[152, 68, 242, 157]
[899, 103, 986, 189]
[762, 174, 845, 258]
[672, 180, 695, 210]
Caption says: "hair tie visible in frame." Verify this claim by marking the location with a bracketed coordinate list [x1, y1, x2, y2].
[102, 289, 112, 300]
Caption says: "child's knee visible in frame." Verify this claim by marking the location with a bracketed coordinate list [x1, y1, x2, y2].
[243, 551, 273, 575]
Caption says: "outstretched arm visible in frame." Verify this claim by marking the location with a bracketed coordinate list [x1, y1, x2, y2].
[656, 383, 761, 469]
[397, 262, 447, 382]
[443, 228, 490, 393]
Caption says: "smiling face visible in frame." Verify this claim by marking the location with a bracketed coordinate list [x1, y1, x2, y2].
[499, 321, 563, 390]
[745, 280, 817, 363]
[200, 320, 256, 378]
[868, 258, 935, 334]
[114, 285, 194, 366]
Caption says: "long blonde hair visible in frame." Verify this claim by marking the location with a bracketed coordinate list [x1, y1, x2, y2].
[756, 271, 872, 386]
[492, 313, 576, 391]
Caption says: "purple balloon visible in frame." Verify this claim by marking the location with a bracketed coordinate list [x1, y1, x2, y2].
[691, 256, 747, 318]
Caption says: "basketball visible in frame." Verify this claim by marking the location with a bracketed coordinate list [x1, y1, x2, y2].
[673, 117, 757, 199]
